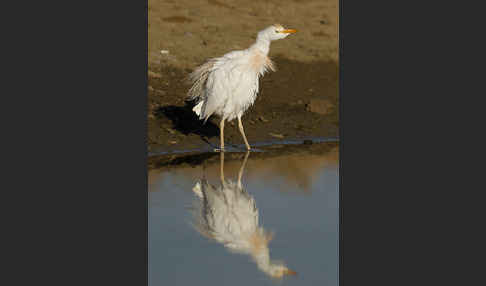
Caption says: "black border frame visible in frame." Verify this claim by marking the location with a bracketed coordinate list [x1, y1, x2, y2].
[6, 0, 465, 285]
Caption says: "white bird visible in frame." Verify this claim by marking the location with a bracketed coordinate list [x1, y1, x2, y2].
[187, 24, 297, 151]
[190, 152, 297, 279]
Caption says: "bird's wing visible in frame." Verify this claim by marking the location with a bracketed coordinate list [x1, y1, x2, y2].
[191, 180, 228, 239]
[233, 189, 260, 233]
[199, 57, 238, 121]
[187, 50, 244, 103]
[187, 58, 218, 102]
[202, 181, 224, 207]
[201, 52, 258, 121]
[215, 182, 260, 235]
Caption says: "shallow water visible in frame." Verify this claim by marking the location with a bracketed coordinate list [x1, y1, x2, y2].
[149, 148, 339, 286]
[148, 136, 339, 156]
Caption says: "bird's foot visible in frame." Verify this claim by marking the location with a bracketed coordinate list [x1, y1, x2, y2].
[214, 147, 226, 152]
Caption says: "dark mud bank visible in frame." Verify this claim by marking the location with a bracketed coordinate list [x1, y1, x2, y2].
[148, 141, 339, 170]
[148, 56, 339, 153]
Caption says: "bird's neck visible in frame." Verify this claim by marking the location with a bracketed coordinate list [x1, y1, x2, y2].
[250, 36, 271, 55]
[253, 247, 272, 271]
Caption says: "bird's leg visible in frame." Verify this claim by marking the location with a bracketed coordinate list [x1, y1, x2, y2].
[220, 151, 225, 185]
[238, 116, 251, 150]
[202, 157, 207, 180]
[237, 151, 250, 188]
[216, 118, 225, 152]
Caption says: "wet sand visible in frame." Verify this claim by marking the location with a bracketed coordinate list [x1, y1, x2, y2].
[149, 142, 338, 193]
[148, 141, 338, 171]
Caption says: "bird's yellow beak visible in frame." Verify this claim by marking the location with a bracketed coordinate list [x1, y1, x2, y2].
[284, 269, 298, 275]
[281, 29, 297, 34]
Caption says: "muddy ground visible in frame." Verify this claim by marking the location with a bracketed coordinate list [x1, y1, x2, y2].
[148, 0, 339, 153]
[149, 141, 338, 171]
[149, 142, 338, 196]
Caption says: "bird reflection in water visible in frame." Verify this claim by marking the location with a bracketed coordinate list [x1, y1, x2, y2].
[190, 151, 297, 279]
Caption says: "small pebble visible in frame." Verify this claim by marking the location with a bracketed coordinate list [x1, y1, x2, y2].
[169, 140, 177, 145]
[166, 128, 176, 134]
[259, 116, 269, 123]
[155, 89, 166, 96]
[269, 133, 284, 139]
[148, 71, 162, 78]
[160, 50, 169, 54]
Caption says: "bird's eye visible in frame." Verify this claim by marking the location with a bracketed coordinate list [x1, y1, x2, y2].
[275, 30, 279, 33]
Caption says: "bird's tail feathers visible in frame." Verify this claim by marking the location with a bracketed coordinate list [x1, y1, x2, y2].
[187, 59, 216, 101]
[192, 101, 203, 116]
[192, 101, 211, 124]
[192, 181, 203, 198]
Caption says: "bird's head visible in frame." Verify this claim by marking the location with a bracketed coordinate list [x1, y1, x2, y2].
[267, 263, 298, 278]
[259, 24, 297, 41]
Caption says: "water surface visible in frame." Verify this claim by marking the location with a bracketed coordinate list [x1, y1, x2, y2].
[149, 147, 339, 285]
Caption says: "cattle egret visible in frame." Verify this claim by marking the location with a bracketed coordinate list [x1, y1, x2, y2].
[190, 152, 297, 278]
[187, 24, 297, 151]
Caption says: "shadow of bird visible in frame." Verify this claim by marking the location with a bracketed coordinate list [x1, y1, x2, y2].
[190, 151, 297, 279]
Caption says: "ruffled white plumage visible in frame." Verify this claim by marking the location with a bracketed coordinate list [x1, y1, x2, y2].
[186, 24, 295, 150]
[190, 152, 297, 278]
[188, 49, 273, 122]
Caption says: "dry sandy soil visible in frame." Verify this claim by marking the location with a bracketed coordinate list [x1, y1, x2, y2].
[148, 0, 339, 153]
